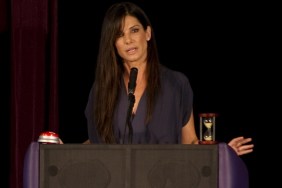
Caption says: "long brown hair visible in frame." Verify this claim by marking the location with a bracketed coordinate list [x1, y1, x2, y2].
[93, 2, 161, 143]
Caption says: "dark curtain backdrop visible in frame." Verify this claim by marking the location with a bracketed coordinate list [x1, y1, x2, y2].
[9, 0, 58, 188]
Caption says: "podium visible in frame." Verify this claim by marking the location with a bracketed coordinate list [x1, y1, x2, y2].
[23, 142, 249, 188]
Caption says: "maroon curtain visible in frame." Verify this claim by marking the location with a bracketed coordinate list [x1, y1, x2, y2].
[10, 0, 58, 188]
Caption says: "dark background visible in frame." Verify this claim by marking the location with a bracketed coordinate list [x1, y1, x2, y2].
[58, 0, 261, 141]
[58, 0, 266, 187]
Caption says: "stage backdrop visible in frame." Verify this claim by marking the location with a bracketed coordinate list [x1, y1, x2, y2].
[10, 1, 59, 188]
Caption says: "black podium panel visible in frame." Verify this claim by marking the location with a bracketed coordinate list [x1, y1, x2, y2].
[39, 144, 218, 188]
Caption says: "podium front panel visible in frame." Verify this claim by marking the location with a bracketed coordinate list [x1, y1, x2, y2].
[39, 144, 218, 188]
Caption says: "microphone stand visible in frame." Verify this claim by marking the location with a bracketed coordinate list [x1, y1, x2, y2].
[123, 93, 135, 144]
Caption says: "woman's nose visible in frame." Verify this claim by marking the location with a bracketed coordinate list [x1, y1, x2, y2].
[124, 34, 132, 44]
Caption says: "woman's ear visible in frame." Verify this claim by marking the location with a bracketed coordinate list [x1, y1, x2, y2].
[146, 26, 151, 41]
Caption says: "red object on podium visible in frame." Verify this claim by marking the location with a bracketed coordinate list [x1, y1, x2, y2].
[37, 131, 59, 144]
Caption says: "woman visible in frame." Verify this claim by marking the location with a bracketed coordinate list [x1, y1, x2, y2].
[84, 2, 253, 156]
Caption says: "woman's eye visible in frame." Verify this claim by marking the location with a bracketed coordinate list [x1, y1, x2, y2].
[131, 28, 139, 33]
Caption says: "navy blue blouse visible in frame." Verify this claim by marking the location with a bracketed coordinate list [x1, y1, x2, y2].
[85, 66, 193, 144]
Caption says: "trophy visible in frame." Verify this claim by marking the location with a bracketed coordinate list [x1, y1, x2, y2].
[199, 113, 218, 144]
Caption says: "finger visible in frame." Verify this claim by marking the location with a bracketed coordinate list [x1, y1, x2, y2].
[228, 137, 244, 146]
[241, 144, 254, 150]
[238, 148, 253, 156]
[232, 136, 245, 143]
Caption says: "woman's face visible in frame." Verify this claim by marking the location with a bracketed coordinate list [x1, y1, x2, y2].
[115, 15, 151, 65]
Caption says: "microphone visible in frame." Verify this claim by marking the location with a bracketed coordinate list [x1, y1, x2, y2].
[123, 67, 138, 144]
[128, 67, 138, 95]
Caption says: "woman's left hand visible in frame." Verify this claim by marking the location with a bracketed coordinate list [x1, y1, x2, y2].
[228, 136, 254, 156]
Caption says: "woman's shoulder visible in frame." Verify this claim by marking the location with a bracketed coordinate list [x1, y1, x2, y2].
[160, 65, 190, 85]
[159, 64, 193, 101]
